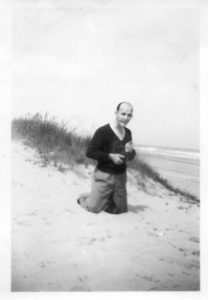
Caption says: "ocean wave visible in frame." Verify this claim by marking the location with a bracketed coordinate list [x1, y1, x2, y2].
[135, 146, 199, 160]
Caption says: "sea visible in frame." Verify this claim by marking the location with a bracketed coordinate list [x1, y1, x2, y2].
[134, 145, 200, 199]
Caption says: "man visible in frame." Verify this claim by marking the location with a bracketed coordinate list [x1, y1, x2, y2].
[77, 102, 136, 214]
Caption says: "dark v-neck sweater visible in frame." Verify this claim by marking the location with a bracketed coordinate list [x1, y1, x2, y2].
[86, 124, 136, 174]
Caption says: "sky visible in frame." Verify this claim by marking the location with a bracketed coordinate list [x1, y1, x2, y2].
[11, 0, 199, 149]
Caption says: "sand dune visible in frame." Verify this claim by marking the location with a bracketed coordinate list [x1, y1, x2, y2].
[12, 140, 200, 291]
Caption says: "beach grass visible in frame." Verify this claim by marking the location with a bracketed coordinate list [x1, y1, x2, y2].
[11, 113, 199, 203]
[11, 113, 92, 167]
[128, 159, 199, 203]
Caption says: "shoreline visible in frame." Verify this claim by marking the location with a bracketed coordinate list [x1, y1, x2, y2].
[137, 151, 200, 199]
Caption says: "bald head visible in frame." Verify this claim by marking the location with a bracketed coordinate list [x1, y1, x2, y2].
[116, 102, 134, 113]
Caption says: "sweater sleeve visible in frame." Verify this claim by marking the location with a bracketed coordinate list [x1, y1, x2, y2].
[125, 149, 136, 161]
[86, 128, 110, 162]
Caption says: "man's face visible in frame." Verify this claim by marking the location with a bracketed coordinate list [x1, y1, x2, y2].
[115, 104, 133, 127]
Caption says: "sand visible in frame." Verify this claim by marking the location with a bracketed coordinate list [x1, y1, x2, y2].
[12, 140, 200, 291]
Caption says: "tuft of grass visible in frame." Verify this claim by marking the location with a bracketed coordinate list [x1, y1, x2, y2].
[11, 113, 199, 204]
[11, 113, 91, 167]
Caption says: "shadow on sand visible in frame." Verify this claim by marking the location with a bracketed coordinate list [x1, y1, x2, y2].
[128, 204, 149, 213]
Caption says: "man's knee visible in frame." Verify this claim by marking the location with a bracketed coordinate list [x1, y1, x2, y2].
[91, 205, 103, 213]
[84, 199, 105, 213]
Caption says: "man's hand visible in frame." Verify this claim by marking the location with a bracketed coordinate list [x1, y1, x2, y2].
[109, 153, 125, 165]
[125, 141, 134, 153]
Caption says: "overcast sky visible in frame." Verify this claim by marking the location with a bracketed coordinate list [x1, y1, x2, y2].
[12, 0, 199, 149]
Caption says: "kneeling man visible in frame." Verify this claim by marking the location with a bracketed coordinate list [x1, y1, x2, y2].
[77, 102, 136, 214]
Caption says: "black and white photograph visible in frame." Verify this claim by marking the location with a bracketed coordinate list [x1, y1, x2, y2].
[1, 0, 208, 296]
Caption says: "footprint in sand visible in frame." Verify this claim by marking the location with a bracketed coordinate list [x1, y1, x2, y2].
[148, 231, 165, 237]
[88, 238, 97, 245]
[178, 206, 186, 210]
[87, 237, 108, 245]
[25, 211, 38, 216]
[184, 260, 200, 270]
[178, 247, 188, 255]
[182, 271, 190, 276]
[172, 284, 181, 289]
[39, 262, 46, 268]
[16, 220, 31, 226]
[139, 275, 160, 283]
[192, 250, 200, 257]
[41, 217, 51, 225]
[39, 261, 54, 269]
[78, 277, 84, 282]
[178, 248, 200, 257]
[78, 275, 88, 283]
[159, 257, 174, 264]
[189, 236, 199, 243]
[12, 180, 24, 187]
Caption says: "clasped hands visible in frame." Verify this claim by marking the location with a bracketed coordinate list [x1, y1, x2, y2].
[109, 142, 134, 165]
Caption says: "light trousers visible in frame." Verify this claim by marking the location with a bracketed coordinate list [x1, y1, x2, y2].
[78, 168, 127, 214]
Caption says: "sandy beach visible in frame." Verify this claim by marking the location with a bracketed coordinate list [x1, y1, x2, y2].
[12, 140, 200, 291]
